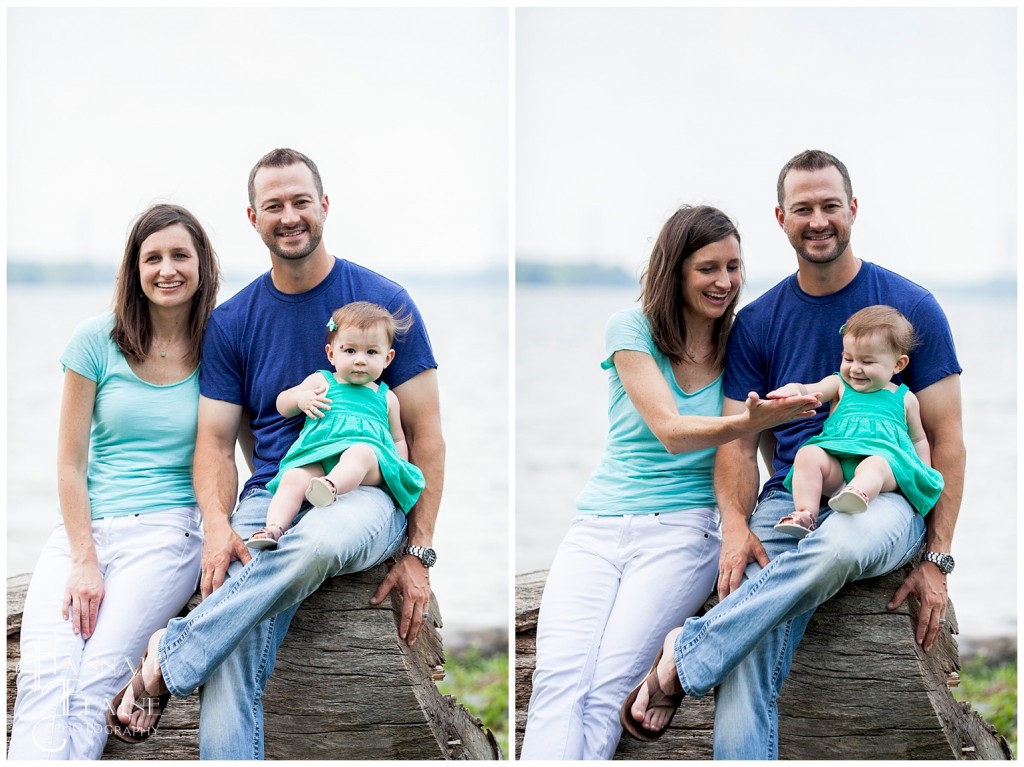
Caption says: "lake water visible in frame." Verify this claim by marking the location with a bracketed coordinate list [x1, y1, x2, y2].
[516, 283, 1017, 641]
[6, 279, 509, 636]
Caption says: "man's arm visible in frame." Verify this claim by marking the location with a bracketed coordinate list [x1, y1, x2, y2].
[193, 395, 252, 598]
[714, 396, 771, 598]
[887, 374, 965, 651]
[370, 368, 445, 646]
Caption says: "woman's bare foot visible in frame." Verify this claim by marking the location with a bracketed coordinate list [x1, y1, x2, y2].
[630, 626, 684, 733]
[116, 629, 169, 732]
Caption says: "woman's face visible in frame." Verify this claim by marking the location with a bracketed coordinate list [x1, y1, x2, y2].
[680, 235, 742, 322]
[138, 223, 201, 309]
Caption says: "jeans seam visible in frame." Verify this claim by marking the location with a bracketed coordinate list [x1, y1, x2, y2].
[767, 618, 793, 757]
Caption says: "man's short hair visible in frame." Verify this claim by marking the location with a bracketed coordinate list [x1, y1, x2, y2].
[248, 148, 324, 208]
[777, 149, 853, 207]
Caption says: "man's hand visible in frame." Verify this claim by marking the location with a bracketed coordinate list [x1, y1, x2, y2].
[717, 522, 770, 599]
[887, 562, 948, 652]
[370, 555, 432, 646]
[200, 520, 251, 599]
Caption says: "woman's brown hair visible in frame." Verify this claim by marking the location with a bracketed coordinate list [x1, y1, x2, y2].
[111, 204, 221, 366]
[640, 205, 742, 366]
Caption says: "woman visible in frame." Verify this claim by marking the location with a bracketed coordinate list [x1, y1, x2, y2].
[8, 204, 221, 759]
[519, 205, 817, 760]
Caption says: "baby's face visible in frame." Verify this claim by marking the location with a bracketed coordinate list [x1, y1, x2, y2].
[326, 324, 394, 385]
[839, 333, 906, 393]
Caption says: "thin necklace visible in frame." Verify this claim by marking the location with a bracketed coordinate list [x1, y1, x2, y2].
[686, 347, 712, 361]
[153, 337, 177, 359]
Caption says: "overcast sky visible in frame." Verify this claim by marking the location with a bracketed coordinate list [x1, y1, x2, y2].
[7, 6, 508, 283]
[517, 6, 1017, 287]
[5, 6, 1018, 289]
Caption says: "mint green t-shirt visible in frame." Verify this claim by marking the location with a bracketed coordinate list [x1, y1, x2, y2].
[575, 307, 722, 515]
[60, 313, 200, 519]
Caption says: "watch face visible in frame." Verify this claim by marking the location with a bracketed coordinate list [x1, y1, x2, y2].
[926, 552, 954, 574]
[407, 545, 437, 567]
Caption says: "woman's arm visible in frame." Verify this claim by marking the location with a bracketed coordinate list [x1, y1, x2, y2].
[56, 369, 103, 640]
[614, 350, 819, 454]
[385, 389, 410, 462]
[276, 372, 332, 418]
[904, 390, 932, 466]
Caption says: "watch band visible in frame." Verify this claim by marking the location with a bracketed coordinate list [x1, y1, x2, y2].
[921, 550, 954, 575]
[403, 544, 437, 568]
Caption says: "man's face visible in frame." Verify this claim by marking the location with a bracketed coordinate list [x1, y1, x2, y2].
[776, 166, 857, 265]
[247, 163, 328, 261]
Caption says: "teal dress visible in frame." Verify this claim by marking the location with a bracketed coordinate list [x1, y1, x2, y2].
[784, 376, 944, 516]
[267, 371, 425, 513]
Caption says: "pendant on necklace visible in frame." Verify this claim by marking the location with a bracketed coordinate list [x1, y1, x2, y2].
[160, 351, 167, 358]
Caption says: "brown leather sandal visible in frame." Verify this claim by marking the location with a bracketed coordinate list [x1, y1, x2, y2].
[619, 647, 685, 741]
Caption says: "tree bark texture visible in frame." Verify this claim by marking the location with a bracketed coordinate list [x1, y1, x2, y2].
[515, 566, 1012, 760]
[7, 566, 501, 760]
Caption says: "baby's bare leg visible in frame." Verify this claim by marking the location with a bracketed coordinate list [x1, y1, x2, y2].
[847, 455, 898, 503]
[792, 445, 845, 521]
[323, 444, 382, 498]
[266, 464, 323, 530]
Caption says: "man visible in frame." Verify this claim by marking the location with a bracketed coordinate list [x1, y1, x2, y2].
[114, 148, 445, 759]
[624, 150, 964, 758]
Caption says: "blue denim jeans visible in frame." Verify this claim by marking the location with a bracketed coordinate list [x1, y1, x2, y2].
[157, 487, 407, 760]
[672, 490, 926, 760]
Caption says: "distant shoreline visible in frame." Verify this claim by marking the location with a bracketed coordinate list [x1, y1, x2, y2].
[5, 261, 508, 288]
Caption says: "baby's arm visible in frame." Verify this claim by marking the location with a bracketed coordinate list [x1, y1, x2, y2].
[277, 372, 332, 419]
[768, 374, 842, 405]
[904, 390, 932, 466]
[386, 390, 410, 462]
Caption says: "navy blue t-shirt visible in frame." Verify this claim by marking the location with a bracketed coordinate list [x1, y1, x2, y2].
[200, 257, 437, 497]
[723, 260, 961, 498]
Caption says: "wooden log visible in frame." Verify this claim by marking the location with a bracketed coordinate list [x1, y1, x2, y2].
[515, 565, 1012, 760]
[7, 567, 501, 760]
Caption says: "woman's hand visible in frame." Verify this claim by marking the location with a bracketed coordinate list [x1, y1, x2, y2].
[743, 390, 820, 431]
[62, 560, 104, 640]
[295, 384, 332, 419]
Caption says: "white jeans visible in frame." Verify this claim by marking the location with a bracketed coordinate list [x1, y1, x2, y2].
[521, 509, 720, 760]
[8, 507, 203, 760]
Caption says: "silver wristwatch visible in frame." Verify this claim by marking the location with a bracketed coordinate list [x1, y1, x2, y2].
[403, 544, 437, 568]
[921, 551, 955, 575]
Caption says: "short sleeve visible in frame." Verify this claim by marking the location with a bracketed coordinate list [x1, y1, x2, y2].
[901, 292, 962, 392]
[380, 288, 437, 389]
[60, 314, 113, 383]
[721, 311, 765, 401]
[199, 312, 245, 405]
[601, 308, 656, 370]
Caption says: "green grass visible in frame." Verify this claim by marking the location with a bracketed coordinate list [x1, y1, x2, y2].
[952, 658, 1016, 757]
[437, 649, 509, 758]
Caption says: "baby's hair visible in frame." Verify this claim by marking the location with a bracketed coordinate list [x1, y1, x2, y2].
[841, 305, 918, 356]
[327, 301, 413, 347]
